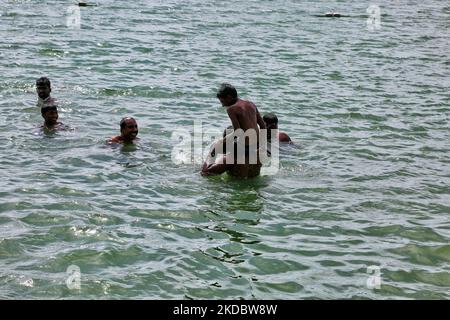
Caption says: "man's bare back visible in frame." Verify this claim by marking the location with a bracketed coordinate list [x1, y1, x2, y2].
[227, 99, 263, 131]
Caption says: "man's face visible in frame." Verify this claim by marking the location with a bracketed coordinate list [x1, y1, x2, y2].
[218, 95, 234, 107]
[121, 118, 139, 141]
[42, 108, 58, 125]
[37, 85, 51, 100]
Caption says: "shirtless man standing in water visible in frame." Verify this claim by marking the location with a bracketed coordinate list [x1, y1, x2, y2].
[202, 83, 266, 178]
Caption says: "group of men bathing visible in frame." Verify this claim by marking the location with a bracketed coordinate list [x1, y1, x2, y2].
[36, 78, 291, 178]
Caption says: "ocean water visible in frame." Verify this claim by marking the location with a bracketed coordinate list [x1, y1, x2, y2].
[0, 0, 449, 299]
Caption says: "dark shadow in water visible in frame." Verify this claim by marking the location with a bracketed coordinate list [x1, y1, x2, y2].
[197, 175, 272, 251]
[200, 175, 270, 217]
[211, 225, 261, 245]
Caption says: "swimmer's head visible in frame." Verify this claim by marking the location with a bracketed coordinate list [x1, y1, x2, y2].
[36, 77, 51, 100]
[120, 117, 138, 142]
[41, 105, 58, 125]
[217, 83, 238, 107]
[263, 113, 278, 130]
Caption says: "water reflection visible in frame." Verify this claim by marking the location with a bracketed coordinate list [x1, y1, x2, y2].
[200, 176, 269, 217]
[198, 176, 270, 265]
[119, 143, 140, 153]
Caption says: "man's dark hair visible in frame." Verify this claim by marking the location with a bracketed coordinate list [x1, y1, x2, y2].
[216, 83, 237, 99]
[36, 77, 51, 87]
[41, 105, 57, 116]
[263, 113, 278, 125]
[120, 117, 135, 130]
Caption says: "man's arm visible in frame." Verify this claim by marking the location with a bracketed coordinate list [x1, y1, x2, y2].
[201, 155, 229, 176]
[255, 106, 266, 130]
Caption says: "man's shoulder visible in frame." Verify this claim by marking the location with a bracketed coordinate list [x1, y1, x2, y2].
[227, 104, 240, 114]
[108, 136, 123, 143]
[236, 98, 253, 106]
[231, 99, 256, 112]
[241, 99, 258, 111]
[56, 122, 71, 131]
[38, 96, 57, 107]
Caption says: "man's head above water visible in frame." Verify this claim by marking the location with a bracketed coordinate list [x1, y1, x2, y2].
[119, 117, 139, 142]
[41, 105, 58, 127]
[36, 77, 52, 100]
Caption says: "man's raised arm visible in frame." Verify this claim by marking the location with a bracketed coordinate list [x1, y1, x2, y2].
[256, 106, 266, 130]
